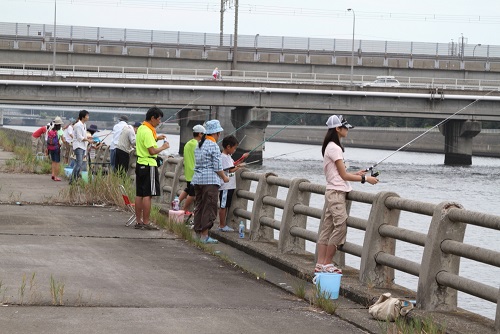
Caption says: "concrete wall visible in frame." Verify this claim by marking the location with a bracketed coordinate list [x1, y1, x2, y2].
[265, 125, 500, 158]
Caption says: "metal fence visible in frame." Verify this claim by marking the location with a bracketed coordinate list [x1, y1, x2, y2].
[2, 62, 500, 91]
[159, 156, 500, 330]
[1, 21, 499, 58]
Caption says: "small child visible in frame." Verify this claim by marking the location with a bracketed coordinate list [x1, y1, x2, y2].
[218, 135, 249, 231]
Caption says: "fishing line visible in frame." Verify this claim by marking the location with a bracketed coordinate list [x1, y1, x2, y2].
[364, 90, 495, 173]
[157, 96, 203, 130]
[246, 94, 343, 155]
[244, 147, 312, 166]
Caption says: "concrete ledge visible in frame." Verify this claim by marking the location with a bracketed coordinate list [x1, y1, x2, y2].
[210, 229, 497, 334]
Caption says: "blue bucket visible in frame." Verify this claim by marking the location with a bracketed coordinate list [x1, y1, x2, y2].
[313, 273, 342, 299]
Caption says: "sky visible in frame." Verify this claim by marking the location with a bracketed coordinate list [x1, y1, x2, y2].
[1, 0, 499, 45]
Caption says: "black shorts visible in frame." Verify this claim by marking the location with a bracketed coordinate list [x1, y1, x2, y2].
[135, 164, 161, 197]
[219, 189, 234, 209]
[184, 181, 195, 197]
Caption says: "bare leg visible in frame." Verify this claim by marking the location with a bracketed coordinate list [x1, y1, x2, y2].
[182, 195, 194, 212]
[178, 190, 187, 203]
[317, 243, 337, 265]
[142, 196, 152, 225]
[135, 196, 143, 224]
[218, 207, 227, 228]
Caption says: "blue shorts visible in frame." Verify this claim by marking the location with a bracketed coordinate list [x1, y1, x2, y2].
[48, 149, 61, 163]
[219, 189, 234, 209]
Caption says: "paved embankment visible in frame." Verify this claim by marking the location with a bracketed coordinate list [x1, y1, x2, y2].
[0, 148, 372, 334]
[0, 148, 495, 334]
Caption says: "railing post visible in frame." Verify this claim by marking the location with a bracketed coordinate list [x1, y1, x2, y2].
[496, 289, 500, 332]
[417, 201, 465, 311]
[158, 157, 183, 205]
[278, 178, 311, 253]
[248, 172, 278, 242]
[359, 191, 400, 287]
[227, 169, 251, 229]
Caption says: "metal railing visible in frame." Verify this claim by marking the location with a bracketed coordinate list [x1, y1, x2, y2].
[1, 21, 499, 58]
[158, 156, 500, 330]
[2, 62, 500, 91]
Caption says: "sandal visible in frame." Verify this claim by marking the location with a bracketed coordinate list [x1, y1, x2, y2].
[314, 263, 323, 273]
[322, 264, 342, 274]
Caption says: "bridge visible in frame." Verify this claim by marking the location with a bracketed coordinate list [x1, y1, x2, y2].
[1, 21, 500, 164]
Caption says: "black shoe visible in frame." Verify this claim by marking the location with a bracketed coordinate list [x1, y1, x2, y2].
[142, 224, 159, 230]
[134, 224, 144, 229]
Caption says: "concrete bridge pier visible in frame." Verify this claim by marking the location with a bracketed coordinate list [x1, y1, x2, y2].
[439, 120, 481, 165]
[177, 108, 206, 156]
[0, 109, 3, 126]
[231, 107, 271, 164]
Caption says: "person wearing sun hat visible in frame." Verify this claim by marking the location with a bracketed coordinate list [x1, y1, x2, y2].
[47, 116, 64, 181]
[314, 115, 379, 275]
[191, 120, 229, 244]
[177, 124, 206, 216]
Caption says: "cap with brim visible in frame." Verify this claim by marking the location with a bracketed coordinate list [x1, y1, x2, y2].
[133, 121, 142, 128]
[53, 116, 63, 125]
[192, 124, 206, 134]
[88, 124, 98, 132]
[326, 115, 353, 129]
[204, 120, 224, 134]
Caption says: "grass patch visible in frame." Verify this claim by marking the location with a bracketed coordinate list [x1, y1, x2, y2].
[0, 132, 51, 174]
[379, 316, 447, 334]
[310, 283, 338, 315]
[49, 275, 65, 306]
[59, 171, 135, 206]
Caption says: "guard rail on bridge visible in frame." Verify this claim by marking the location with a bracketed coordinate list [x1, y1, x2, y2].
[1, 21, 500, 59]
[2, 63, 500, 92]
[158, 156, 500, 331]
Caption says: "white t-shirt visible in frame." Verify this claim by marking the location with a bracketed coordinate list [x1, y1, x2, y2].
[219, 153, 236, 191]
[323, 142, 352, 192]
[63, 125, 73, 143]
[111, 121, 128, 150]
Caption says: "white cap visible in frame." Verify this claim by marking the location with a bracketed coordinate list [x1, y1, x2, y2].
[192, 124, 206, 134]
[326, 115, 353, 129]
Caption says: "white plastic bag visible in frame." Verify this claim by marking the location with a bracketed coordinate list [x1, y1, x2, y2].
[368, 292, 414, 321]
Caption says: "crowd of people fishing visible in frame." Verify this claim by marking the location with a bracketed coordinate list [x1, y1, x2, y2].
[31, 107, 380, 273]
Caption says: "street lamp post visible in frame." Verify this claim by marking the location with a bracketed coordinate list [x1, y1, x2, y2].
[52, 0, 57, 76]
[347, 8, 355, 86]
[473, 43, 482, 57]
[254, 33, 259, 49]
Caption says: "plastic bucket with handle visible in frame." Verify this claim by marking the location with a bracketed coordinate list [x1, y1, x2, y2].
[313, 273, 342, 299]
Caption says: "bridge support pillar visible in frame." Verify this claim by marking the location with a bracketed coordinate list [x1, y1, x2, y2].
[439, 120, 481, 165]
[231, 107, 271, 164]
[0, 109, 3, 126]
[178, 108, 206, 156]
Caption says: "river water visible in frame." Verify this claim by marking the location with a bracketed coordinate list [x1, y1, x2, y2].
[8, 126, 499, 320]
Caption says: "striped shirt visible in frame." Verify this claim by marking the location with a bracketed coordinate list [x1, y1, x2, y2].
[191, 139, 223, 186]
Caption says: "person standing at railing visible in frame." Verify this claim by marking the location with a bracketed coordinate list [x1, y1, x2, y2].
[191, 120, 229, 244]
[178, 124, 206, 215]
[315, 115, 379, 274]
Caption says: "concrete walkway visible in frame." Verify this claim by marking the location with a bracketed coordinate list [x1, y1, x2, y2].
[0, 148, 495, 334]
[0, 148, 372, 334]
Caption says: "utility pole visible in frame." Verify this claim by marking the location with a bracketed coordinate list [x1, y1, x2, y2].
[232, 0, 239, 71]
[52, 0, 57, 76]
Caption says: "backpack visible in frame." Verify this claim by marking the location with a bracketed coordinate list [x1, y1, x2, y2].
[47, 130, 59, 150]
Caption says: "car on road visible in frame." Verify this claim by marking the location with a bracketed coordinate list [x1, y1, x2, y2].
[364, 76, 401, 87]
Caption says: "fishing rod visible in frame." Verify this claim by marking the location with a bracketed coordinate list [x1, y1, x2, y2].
[364, 91, 494, 175]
